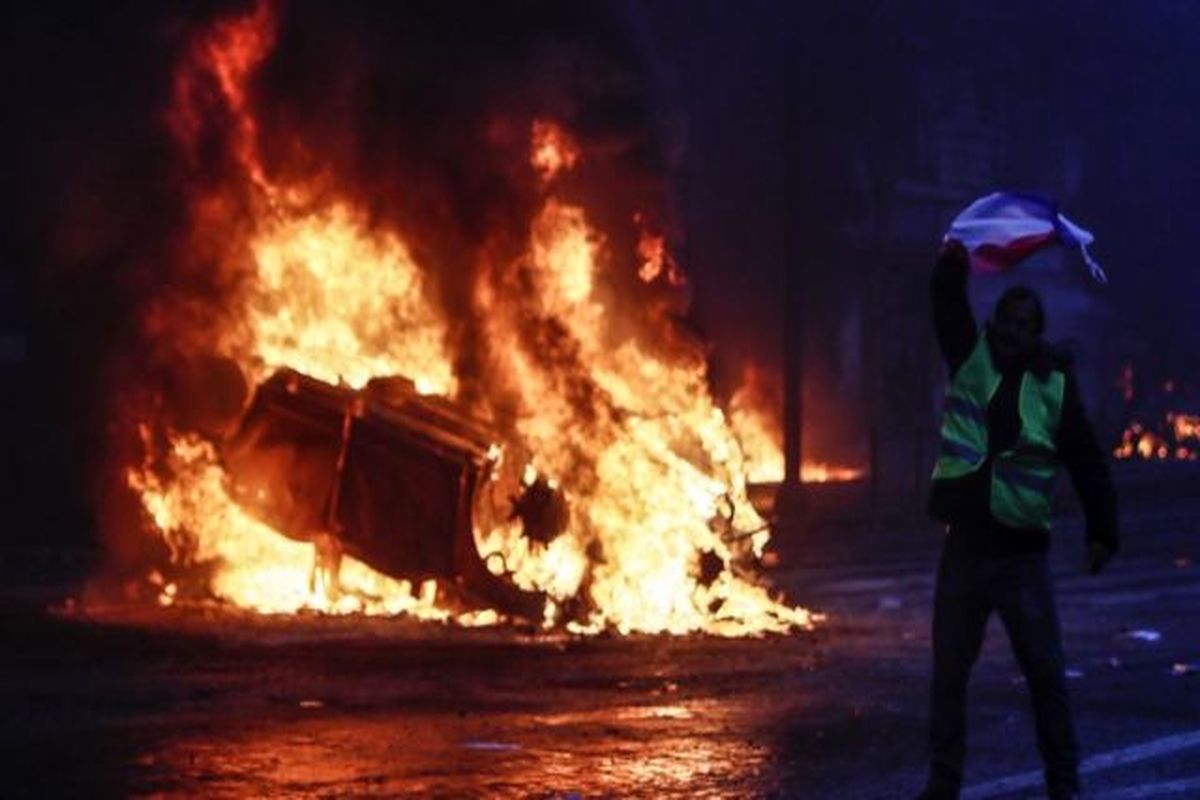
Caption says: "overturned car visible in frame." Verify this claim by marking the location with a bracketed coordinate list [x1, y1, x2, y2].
[220, 369, 558, 620]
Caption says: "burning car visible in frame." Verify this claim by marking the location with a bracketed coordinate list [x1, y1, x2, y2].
[120, 0, 814, 636]
[222, 368, 552, 621]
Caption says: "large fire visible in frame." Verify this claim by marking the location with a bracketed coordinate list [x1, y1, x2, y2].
[123, 2, 817, 635]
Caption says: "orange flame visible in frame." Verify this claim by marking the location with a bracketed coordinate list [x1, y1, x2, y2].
[728, 365, 865, 484]
[125, 1, 817, 635]
[1111, 362, 1198, 463]
[473, 199, 812, 634]
[530, 119, 580, 183]
[126, 428, 497, 623]
[1171, 412, 1200, 443]
[237, 202, 456, 394]
[634, 212, 686, 287]
[169, 0, 275, 190]
[1113, 412, 1200, 462]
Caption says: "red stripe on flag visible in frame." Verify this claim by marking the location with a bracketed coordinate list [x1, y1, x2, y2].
[972, 231, 1057, 272]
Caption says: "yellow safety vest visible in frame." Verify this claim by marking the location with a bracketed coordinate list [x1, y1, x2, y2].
[932, 336, 1065, 531]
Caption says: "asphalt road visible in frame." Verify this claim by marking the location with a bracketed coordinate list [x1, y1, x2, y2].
[1, 502, 1197, 798]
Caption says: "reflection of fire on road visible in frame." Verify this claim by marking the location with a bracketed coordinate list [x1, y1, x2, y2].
[118, 2, 816, 636]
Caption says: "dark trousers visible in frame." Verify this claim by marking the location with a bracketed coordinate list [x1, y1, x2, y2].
[926, 533, 1080, 797]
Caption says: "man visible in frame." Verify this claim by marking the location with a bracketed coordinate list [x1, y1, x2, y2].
[917, 240, 1119, 800]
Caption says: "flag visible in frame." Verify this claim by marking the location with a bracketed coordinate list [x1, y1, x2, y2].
[944, 191, 1107, 283]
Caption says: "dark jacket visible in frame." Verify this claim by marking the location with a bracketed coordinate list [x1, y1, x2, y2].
[929, 248, 1120, 557]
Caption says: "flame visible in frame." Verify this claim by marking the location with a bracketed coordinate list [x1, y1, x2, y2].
[127, 428, 497, 624]
[169, 0, 275, 190]
[728, 365, 865, 484]
[530, 119, 579, 183]
[1114, 417, 1199, 462]
[473, 198, 809, 635]
[170, 3, 455, 395]
[729, 391, 786, 484]
[123, 1, 818, 635]
[1111, 362, 1198, 463]
[134, 1, 464, 618]
[1171, 412, 1200, 444]
[237, 202, 456, 394]
[634, 212, 685, 287]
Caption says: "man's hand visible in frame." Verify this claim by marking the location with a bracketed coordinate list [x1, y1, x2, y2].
[938, 238, 968, 264]
[1084, 541, 1115, 575]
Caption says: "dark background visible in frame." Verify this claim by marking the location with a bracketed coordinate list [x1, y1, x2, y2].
[3, 0, 1198, 553]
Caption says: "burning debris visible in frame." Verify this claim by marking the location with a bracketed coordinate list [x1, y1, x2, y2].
[112, 1, 815, 635]
[1112, 363, 1200, 462]
[1113, 415, 1200, 461]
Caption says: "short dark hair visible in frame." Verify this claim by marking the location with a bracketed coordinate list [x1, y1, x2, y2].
[995, 285, 1045, 336]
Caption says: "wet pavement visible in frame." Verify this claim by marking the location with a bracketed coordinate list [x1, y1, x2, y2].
[2, 502, 1198, 798]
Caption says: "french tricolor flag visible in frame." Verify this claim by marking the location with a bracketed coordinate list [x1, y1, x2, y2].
[944, 191, 1107, 283]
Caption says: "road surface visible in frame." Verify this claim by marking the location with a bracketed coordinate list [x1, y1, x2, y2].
[2, 502, 1197, 798]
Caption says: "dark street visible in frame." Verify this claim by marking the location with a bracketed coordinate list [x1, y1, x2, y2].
[4, 493, 1197, 798]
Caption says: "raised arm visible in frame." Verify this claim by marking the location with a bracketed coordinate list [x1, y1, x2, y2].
[930, 241, 978, 375]
[1056, 371, 1120, 569]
